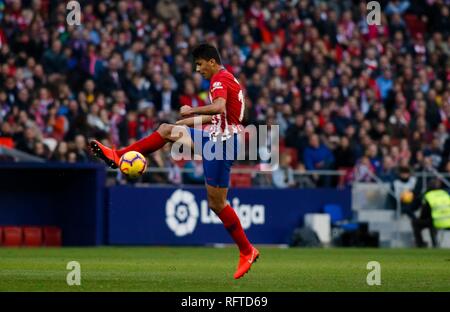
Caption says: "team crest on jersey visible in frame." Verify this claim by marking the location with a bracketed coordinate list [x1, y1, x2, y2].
[211, 81, 223, 92]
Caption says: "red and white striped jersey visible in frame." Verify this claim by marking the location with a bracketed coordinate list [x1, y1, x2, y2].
[206, 68, 245, 141]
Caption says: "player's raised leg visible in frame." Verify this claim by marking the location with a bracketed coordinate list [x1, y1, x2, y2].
[206, 184, 259, 279]
[90, 123, 193, 168]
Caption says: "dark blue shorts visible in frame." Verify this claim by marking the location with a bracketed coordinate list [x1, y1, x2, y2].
[188, 128, 239, 188]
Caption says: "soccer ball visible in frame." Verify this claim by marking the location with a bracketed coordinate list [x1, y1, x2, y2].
[119, 151, 147, 179]
[400, 190, 414, 204]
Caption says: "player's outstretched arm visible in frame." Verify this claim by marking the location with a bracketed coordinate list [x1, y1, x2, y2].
[180, 98, 226, 117]
[175, 115, 213, 127]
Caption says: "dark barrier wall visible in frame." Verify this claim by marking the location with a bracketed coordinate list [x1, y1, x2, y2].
[0, 163, 106, 245]
[108, 186, 351, 245]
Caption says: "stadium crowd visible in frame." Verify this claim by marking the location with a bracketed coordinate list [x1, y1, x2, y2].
[0, 0, 449, 187]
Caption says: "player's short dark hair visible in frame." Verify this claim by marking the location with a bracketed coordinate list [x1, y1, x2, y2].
[192, 43, 222, 64]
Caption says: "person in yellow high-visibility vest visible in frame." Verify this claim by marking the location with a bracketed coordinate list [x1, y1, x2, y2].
[412, 179, 450, 247]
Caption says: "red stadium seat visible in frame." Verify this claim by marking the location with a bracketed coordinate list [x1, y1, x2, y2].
[23, 227, 43, 247]
[3, 226, 23, 247]
[0, 226, 3, 246]
[230, 165, 253, 188]
[43, 226, 62, 247]
[174, 159, 187, 168]
[0, 137, 14, 148]
[231, 174, 252, 188]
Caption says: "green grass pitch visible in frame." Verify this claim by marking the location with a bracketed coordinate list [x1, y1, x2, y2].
[0, 247, 449, 292]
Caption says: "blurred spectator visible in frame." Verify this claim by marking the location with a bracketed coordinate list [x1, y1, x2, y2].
[98, 55, 124, 94]
[154, 78, 178, 116]
[15, 126, 38, 155]
[424, 138, 443, 169]
[73, 134, 89, 163]
[376, 69, 394, 101]
[144, 150, 169, 184]
[67, 151, 77, 163]
[183, 159, 204, 185]
[334, 136, 356, 169]
[304, 134, 335, 171]
[389, 166, 418, 219]
[285, 114, 305, 159]
[33, 141, 49, 159]
[272, 153, 296, 188]
[379, 155, 397, 183]
[87, 104, 110, 138]
[51, 141, 69, 162]
[410, 179, 450, 248]
[385, 1, 410, 16]
[42, 40, 67, 77]
[295, 163, 316, 188]
[161, 144, 182, 185]
[156, 0, 181, 23]
[353, 155, 376, 182]
[366, 144, 383, 175]
[179, 79, 205, 108]
[303, 134, 335, 186]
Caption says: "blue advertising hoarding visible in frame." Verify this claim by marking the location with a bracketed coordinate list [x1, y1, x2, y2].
[107, 186, 351, 245]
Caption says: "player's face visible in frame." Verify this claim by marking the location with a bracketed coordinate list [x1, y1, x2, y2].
[195, 59, 214, 79]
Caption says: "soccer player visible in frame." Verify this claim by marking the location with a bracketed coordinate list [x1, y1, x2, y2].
[90, 43, 259, 279]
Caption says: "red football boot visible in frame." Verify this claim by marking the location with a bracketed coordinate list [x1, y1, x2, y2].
[90, 140, 120, 169]
[234, 246, 260, 279]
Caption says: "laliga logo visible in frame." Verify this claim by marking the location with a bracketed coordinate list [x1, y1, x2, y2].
[165, 190, 265, 237]
[200, 198, 265, 230]
[165, 189, 199, 237]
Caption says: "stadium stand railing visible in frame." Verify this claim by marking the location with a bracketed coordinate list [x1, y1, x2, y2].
[0, 146, 45, 163]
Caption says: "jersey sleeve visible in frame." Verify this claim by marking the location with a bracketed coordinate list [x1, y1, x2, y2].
[210, 77, 228, 101]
